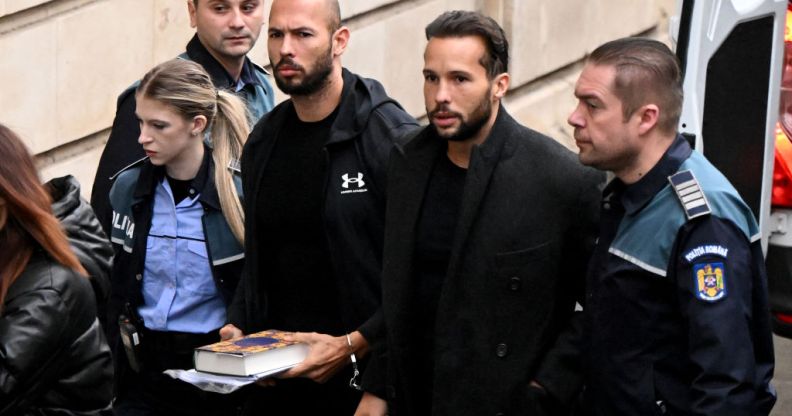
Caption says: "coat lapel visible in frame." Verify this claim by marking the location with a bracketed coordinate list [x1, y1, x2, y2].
[383, 128, 443, 330]
[446, 107, 511, 280]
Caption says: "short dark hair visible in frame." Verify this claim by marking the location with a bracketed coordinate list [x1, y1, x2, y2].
[425, 10, 509, 79]
[588, 37, 683, 135]
[326, 0, 341, 32]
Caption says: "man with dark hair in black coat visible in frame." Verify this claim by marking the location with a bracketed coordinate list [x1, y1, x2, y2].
[357, 10, 603, 416]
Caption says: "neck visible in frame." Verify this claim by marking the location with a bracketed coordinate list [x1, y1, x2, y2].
[202, 42, 245, 81]
[166, 143, 205, 180]
[615, 133, 676, 185]
[292, 67, 344, 122]
[445, 102, 500, 169]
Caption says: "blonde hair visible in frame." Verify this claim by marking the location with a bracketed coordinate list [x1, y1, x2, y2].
[137, 59, 249, 243]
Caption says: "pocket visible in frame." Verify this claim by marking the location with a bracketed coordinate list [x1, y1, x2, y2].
[181, 240, 217, 296]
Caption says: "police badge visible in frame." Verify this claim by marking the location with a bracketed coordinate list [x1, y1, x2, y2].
[694, 262, 727, 302]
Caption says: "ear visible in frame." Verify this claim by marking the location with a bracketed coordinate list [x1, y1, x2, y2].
[188, 0, 198, 29]
[491, 73, 510, 100]
[636, 104, 660, 135]
[332, 26, 350, 57]
[191, 115, 208, 136]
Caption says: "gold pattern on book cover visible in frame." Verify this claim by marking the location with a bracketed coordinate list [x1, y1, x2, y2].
[197, 330, 295, 355]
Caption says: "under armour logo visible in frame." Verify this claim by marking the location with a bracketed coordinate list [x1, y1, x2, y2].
[342, 173, 365, 189]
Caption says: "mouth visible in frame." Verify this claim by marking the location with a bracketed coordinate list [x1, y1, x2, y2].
[275, 61, 303, 77]
[431, 112, 460, 128]
[224, 35, 250, 44]
[144, 150, 158, 157]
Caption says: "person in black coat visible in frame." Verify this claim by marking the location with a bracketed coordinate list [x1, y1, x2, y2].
[0, 123, 113, 415]
[357, 11, 604, 416]
[46, 175, 113, 327]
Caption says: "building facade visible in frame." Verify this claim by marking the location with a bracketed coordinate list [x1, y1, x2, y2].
[0, 0, 674, 196]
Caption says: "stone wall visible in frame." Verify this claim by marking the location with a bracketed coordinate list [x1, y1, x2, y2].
[0, 0, 675, 197]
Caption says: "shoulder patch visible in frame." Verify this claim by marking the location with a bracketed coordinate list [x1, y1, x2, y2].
[694, 262, 727, 302]
[668, 170, 711, 220]
[684, 245, 729, 262]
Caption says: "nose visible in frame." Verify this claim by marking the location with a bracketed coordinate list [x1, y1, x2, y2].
[279, 34, 294, 58]
[567, 103, 584, 128]
[434, 80, 451, 104]
[228, 8, 244, 30]
[138, 127, 152, 145]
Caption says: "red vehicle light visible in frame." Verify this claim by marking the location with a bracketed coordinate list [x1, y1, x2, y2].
[775, 311, 792, 324]
[770, 6, 792, 208]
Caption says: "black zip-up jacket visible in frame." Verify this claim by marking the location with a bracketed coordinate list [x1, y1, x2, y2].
[0, 250, 114, 415]
[228, 68, 418, 343]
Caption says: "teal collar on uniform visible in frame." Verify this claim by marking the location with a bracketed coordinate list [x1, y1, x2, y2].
[620, 135, 693, 216]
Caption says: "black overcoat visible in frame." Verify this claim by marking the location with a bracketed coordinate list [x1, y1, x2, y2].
[379, 108, 604, 415]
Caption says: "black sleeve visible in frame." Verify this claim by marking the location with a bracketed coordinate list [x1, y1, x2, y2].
[90, 89, 145, 236]
[671, 216, 761, 415]
[533, 167, 604, 406]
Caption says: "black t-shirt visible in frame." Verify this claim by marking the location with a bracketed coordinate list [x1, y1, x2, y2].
[412, 151, 467, 408]
[254, 106, 344, 334]
[166, 174, 194, 205]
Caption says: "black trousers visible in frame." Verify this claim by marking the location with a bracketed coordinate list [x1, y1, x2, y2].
[114, 329, 246, 416]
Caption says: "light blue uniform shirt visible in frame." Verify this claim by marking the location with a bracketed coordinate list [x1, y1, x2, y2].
[138, 178, 226, 332]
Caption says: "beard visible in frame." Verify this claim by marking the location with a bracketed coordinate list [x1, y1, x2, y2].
[428, 93, 492, 142]
[272, 46, 334, 96]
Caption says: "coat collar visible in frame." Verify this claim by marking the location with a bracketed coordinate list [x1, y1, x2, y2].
[131, 144, 221, 210]
[609, 134, 692, 216]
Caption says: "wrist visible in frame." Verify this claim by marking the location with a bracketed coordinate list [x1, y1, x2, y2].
[346, 331, 369, 356]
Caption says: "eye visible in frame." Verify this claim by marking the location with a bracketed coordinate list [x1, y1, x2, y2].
[298, 31, 313, 38]
[152, 122, 168, 130]
[453, 76, 468, 83]
[213, 4, 228, 13]
[424, 74, 438, 83]
[268, 31, 283, 39]
[242, 2, 258, 12]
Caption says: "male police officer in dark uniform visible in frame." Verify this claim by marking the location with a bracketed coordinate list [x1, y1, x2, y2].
[568, 37, 776, 415]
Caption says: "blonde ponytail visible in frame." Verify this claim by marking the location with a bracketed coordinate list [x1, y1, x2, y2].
[212, 90, 250, 244]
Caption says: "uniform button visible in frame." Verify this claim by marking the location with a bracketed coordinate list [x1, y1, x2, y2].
[219, 279, 225, 284]
[603, 202, 611, 210]
[496, 343, 508, 358]
[508, 276, 521, 291]
[189, 189, 196, 195]
[135, 273, 143, 281]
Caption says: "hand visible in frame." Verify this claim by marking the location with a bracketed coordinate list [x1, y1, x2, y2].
[354, 392, 387, 416]
[219, 324, 243, 341]
[278, 331, 369, 383]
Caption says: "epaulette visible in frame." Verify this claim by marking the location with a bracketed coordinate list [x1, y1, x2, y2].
[227, 158, 241, 174]
[109, 156, 148, 181]
[668, 170, 711, 220]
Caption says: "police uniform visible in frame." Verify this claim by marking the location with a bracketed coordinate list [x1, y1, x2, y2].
[107, 147, 245, 416]
[584, 135, 776, 415]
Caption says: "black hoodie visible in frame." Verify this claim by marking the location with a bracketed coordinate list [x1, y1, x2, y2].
[229, 68, 418, 345]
